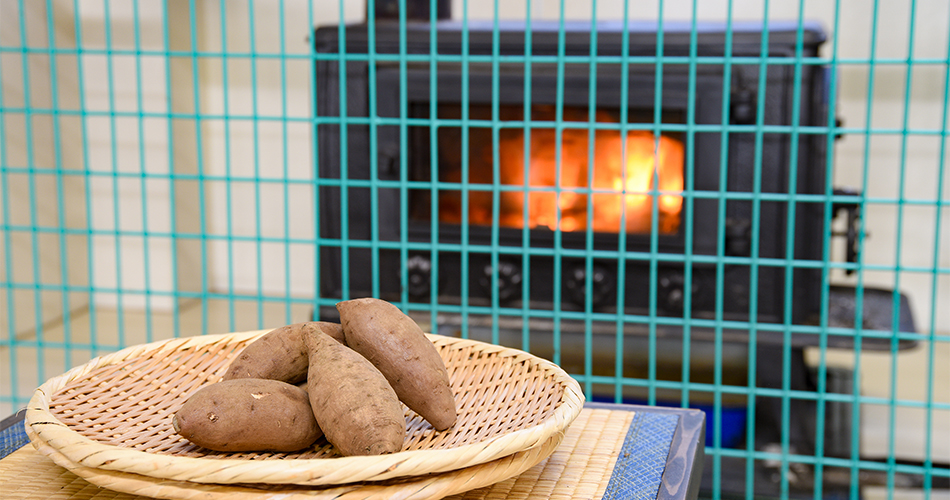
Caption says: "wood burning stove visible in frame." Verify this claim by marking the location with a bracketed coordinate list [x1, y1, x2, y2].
[313, 21, 835, 331]
[312, 24, 926, 496]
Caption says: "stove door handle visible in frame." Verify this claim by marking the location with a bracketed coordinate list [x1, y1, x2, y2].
[832, 187, 862, 275]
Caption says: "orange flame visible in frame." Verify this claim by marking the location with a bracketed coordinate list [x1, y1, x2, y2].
[438, 108, 685, 234]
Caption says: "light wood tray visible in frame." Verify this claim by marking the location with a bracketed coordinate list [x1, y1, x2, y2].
[26, 330, 584, 486]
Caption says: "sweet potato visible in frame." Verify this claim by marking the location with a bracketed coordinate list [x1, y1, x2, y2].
[336, 298, 457, 431]
[172, 378, 322, 452]
[224, 322, 345, 384]
[304, 330, 406, 456]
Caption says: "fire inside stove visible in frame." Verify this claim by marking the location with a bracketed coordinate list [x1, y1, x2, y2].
[414, 104, 685, 235]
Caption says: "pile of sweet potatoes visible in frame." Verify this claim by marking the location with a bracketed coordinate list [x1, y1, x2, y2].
[172, 298, 456, 456]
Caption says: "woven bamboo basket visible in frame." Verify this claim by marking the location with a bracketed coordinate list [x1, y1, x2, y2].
[25, 330, 584, 486]
[25, 413, 565, 500]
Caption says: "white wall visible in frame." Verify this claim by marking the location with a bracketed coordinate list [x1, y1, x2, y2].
[72, 0, 177, 310]
[197, 0, 365, 299]
[1, 0, 89, 335]
[70, 0, 366, 307]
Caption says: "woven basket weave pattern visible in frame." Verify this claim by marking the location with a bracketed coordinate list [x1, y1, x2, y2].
[27, 330, 584, 486]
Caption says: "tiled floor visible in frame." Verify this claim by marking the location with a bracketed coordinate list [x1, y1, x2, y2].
[3, 300, 948, 498]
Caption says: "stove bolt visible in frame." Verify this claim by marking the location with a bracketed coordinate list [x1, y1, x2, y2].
[726, 218, 751, 256]
[405, 255, 433, 299]
[479, 261, 522, 303]
[565, 264, 614, 308]
[658, 271, 700, 313]
[731, 88, 757, 125]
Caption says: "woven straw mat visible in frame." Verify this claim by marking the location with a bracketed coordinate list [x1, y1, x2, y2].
[26, 330, 585, 486]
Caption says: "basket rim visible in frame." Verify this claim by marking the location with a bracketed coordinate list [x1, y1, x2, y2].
[24, 408, 566, 500]
[26, 330, 585, 486]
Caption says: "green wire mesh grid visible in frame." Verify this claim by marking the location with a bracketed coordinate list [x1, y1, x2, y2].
[1, 1, 948, 499]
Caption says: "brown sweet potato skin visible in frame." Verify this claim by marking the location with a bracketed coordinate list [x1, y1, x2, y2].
[223, 322, 345, 384]
[305, 330, 406, 456]
[336, 298, 457, 431]
[172, 378, 322, 452]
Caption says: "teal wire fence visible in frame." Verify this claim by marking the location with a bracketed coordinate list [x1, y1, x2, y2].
[1, 1, 948, 499]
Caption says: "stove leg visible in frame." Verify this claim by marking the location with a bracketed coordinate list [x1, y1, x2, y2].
[755, 346, 817, 458]
[753, 345, 858, 494]
[755, 346, 816, 490]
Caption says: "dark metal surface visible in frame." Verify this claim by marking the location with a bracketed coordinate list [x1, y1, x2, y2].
[824, 285, 917, 349]
[313, 20, 827, 56]
[369, 0, 450, 21]
[313, 21, 832, 330]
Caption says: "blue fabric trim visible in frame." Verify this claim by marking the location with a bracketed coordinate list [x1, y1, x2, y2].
[0, 414, 30, 460]
[602, 411, 680, 500]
